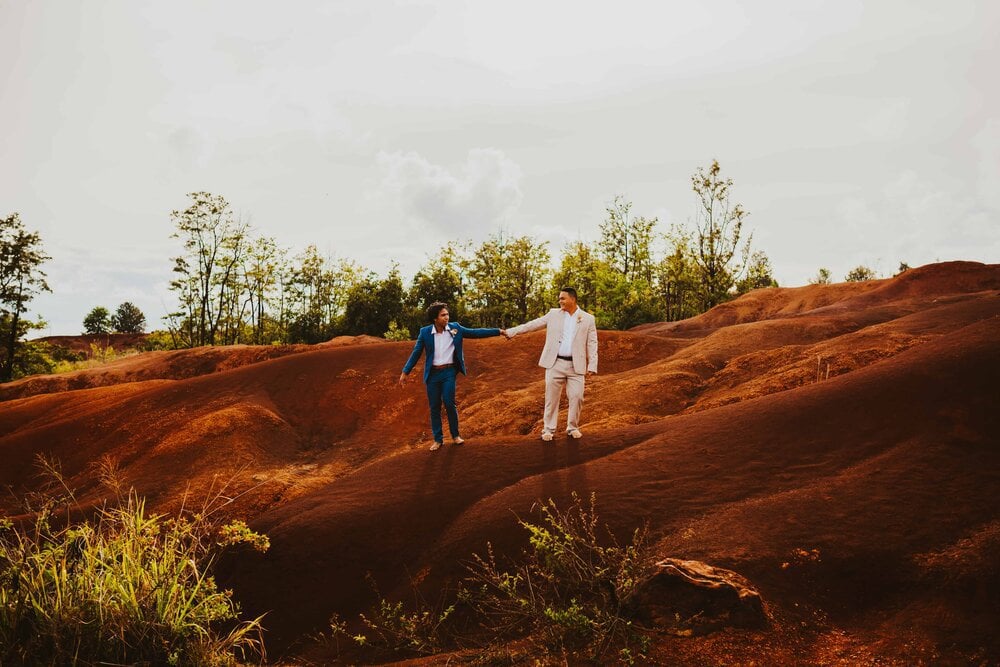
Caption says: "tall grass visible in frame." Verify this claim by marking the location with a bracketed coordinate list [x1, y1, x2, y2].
[0, 456, 269, 666]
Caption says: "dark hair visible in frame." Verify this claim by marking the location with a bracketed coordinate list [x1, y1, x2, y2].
[559, 287, 578, 300]
[426, 301, 449, 322]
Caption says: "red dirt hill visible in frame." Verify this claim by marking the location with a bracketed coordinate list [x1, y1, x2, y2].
[1, 261, 998, 665]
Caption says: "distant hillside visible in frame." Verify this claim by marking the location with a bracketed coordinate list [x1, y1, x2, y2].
[32, 332, 150, 354]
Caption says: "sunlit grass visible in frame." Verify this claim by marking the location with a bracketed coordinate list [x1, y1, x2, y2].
[0, 456, 269, 666]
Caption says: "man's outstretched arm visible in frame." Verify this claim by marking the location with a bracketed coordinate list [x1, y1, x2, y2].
[505, 312, 549, 339]
[455, 323, 502, 339]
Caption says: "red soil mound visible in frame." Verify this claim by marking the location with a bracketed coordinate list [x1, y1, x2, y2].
[0, 334, 386, 402]
[33, 332, 150, 353]
[1, 261, 998, 664]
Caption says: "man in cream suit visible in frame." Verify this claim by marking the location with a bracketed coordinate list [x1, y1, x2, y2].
[503, 287, 598, 441]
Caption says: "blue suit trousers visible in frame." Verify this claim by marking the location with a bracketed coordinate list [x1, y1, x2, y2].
[426, 366, 459, 443]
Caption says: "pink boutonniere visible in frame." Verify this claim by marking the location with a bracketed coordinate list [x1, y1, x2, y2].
[448, 327, 458, 337]
[576, 314, 583, 324]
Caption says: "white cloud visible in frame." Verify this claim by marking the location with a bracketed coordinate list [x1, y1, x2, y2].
[837, 169, 1000, 276]
[375, 148, 523, 237]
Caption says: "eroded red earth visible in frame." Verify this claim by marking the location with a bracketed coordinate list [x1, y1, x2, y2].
[2, 261, 998, 665]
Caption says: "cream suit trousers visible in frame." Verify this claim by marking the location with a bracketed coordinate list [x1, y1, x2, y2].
[543, 358, 585, 433]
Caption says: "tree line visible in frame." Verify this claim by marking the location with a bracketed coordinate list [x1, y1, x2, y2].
[163, 160, 777, 346]
[3, 160, 892, 381]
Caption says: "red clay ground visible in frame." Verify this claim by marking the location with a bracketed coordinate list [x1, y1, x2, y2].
[1, 260, 998, 665]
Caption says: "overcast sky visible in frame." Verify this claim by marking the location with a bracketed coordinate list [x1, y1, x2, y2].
[3, 1, 998, 335]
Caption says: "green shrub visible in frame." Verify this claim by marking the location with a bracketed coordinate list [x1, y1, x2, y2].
[322, 494, 653, 664]
[327, 574, 455, 660]
[462, 493, 654, 661]
[141, 329, 182, 351]
[383, 320, 411, 341]
[0, 457, 268, 665]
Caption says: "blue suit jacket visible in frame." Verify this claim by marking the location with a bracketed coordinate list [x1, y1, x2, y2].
[402, 322, 501, 382]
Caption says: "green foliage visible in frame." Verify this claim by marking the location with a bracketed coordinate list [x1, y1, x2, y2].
[112, 301, 147, 333]
[550, 198, 664, 330]
[83, 305, 112, 335]
[599, 196, 656, 284]
[1, 212, 51, 382]
[552, 240, 602, 313]
[242, 236, 283, 345]
[590, 197, 662, 329]
[384, 320, 411, 341]
[845, 264, 878, 282]
[167, 192, 251, 347]
[357, 596, 455, 656]
[327, 575, 455, 660]
[735, 250, 779, 294]
[690, 160, 752, 309]
[406, 242, 471, 332]
[154, 165, 779, 347]
[0, 458, 268, 665]
[809, 267, 832, 285]
[7, 334, 57, 378]
[342, 266, 406, 337]
[285, 246, 360, 344]
[141, 329, 183, 351]
[462, 493, 654, 661]
[896, 261, 911, 276]
[467, 233, 551, 327]
[654, 225, 701, 322]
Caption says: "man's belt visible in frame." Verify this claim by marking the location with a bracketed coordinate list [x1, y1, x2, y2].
[432, 363, 455, 370]
[556, 355, 573, 361]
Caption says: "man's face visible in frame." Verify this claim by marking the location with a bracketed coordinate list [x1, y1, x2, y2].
[435, 308, 450, 328]
[558, 291, 577, 311]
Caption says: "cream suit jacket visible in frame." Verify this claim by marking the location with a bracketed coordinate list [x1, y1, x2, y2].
[507, 308, 598, 375]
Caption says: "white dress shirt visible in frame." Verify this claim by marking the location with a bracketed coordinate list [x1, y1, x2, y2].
[432, 327, 456, 365]
[557, 309, 578, 358]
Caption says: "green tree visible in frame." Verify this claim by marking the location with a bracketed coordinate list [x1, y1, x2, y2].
[342, 267, 405, 336]
[1, 213, 51, 382]
[167, 192, 249, 347]
[553, 240, 603, 319]
[242, 236, 283, 344]
[735, 250, 779, 294]
[285, 246, 360, 343]
[591, 197, 661, 328]
[845, 265, 878, 282]
[467, 233, 551, 327]
[598, 196, 656, 283]
[384, 320, 411, 341]
[83, 306, 112, 335]
[111, 302, 146, 334]
[690, 160, 751, 309]
[0, 314, 54, 379]
[809, 267, 832, 285]
[655, 225, 700, 322]
[407, 242, 470, 332]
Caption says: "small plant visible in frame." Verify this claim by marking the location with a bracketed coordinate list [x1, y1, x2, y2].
[383, 320, 411, 341]
[327, 574, 455, 659]
[462, 493, 655, 661]
[845, 264, 878, 282]
[0, 456, 268, 665]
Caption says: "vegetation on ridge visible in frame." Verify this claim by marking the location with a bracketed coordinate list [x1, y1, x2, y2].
[0, 456, 269, 666]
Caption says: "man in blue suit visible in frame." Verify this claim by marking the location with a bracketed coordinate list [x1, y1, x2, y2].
[398, 302, 503, 451]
